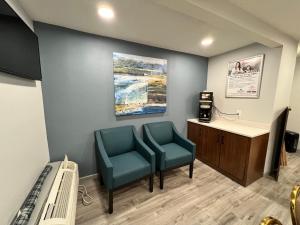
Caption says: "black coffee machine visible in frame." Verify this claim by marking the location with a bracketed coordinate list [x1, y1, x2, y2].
[199, 92, 213, 122]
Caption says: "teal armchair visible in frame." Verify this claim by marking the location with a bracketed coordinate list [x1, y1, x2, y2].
[95, 125, 155, 213]
[143, 121, 195, 189]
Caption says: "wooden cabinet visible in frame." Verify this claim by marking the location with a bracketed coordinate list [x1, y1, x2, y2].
[201, 126, 221, 167]
[187, 121, 269, 186]
[187, 122, 201, 159]
[219, 132, 249, 181]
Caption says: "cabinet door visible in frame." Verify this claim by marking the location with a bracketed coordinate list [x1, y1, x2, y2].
[219, 131, 250, 181]
[200, 126, 221, 167]
[187, 122, 198, 143]
[187, 122, 202, 159]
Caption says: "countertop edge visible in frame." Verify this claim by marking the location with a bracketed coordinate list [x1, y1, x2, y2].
[187, 119, 270, 138]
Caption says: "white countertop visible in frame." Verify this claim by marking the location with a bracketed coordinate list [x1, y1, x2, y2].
[188, 118, 270, 138]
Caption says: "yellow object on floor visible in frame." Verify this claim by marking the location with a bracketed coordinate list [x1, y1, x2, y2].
[260, 184, 300, 225]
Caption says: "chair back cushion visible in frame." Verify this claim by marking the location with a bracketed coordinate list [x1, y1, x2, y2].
[145, 121, 173, 145]
[100, 126, 135, 157]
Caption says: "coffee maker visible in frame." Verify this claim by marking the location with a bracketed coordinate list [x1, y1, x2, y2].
[199, 92, 213, 122]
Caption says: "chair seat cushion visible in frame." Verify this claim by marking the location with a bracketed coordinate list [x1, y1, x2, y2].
[161, 143, 192, 169]
[109, 151, 151, 188]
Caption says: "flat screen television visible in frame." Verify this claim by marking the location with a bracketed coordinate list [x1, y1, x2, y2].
[0, 0, 42, 80]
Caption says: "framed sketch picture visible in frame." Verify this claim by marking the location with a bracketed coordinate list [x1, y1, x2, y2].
[226, 54, 265, 98]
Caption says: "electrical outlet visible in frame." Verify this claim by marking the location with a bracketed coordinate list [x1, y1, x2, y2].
[237, 109, 242, 118]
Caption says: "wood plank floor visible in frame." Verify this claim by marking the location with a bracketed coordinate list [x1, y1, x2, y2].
[76, 152, 300, 225]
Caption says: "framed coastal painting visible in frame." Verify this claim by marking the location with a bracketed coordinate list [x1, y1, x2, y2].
[113, 52, 167, 116]
[226, 54, 265, 98]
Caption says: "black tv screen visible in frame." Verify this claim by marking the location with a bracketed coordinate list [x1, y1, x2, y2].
[0, 0, 42, 80]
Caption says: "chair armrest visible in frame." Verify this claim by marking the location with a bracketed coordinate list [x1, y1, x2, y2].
[95, 131, 113, 190]
[133, 129, 155, 173]
[143, 125, 166, 170]
[172, 125, 196, 160]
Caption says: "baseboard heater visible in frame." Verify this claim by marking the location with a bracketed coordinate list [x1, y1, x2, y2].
[39, 158, 79, 225]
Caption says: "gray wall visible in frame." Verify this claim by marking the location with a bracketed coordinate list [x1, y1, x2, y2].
[35, 22, 208, 176]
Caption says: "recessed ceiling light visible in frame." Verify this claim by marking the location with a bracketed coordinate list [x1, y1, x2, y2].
[201, 37, 214, 47]
[98, 6, 115, 20]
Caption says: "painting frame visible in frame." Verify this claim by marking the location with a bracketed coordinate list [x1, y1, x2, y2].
[225, 54, 265, 99]
[113, 52, 167, 116]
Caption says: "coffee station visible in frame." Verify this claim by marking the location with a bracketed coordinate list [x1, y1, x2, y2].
[198, 91, 214, 122]
[187, 92, 270, 186]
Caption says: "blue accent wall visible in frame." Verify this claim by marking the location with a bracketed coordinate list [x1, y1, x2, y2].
[35, 22, 208, 176]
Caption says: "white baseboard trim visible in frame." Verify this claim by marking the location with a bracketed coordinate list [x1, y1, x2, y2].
[79, 173, 98, 181]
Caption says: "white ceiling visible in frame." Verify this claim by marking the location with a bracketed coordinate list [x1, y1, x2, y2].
[18, 0, 255, 57]
[18, 0, 299, 57]
[229, 0, 300, 41]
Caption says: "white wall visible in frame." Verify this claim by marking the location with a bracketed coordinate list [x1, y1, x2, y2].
[0, 1, 49, 224]
[193, 0, 299, 175]
[207, 43, 282, 123]
[263, 41, 298, 173]
[207, 42, 298, 174]
[272, 42, 298, 115]
[287, 58, 300, 148]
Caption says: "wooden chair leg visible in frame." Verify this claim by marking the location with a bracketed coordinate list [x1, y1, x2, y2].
[108, 190, 113, 214]
[160, 171, 164, 190]
[189, 162, 194, 178]
[149, 174, 153, 192]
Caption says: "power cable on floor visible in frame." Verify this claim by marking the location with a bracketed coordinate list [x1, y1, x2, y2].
[78, 184, 93, 206]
